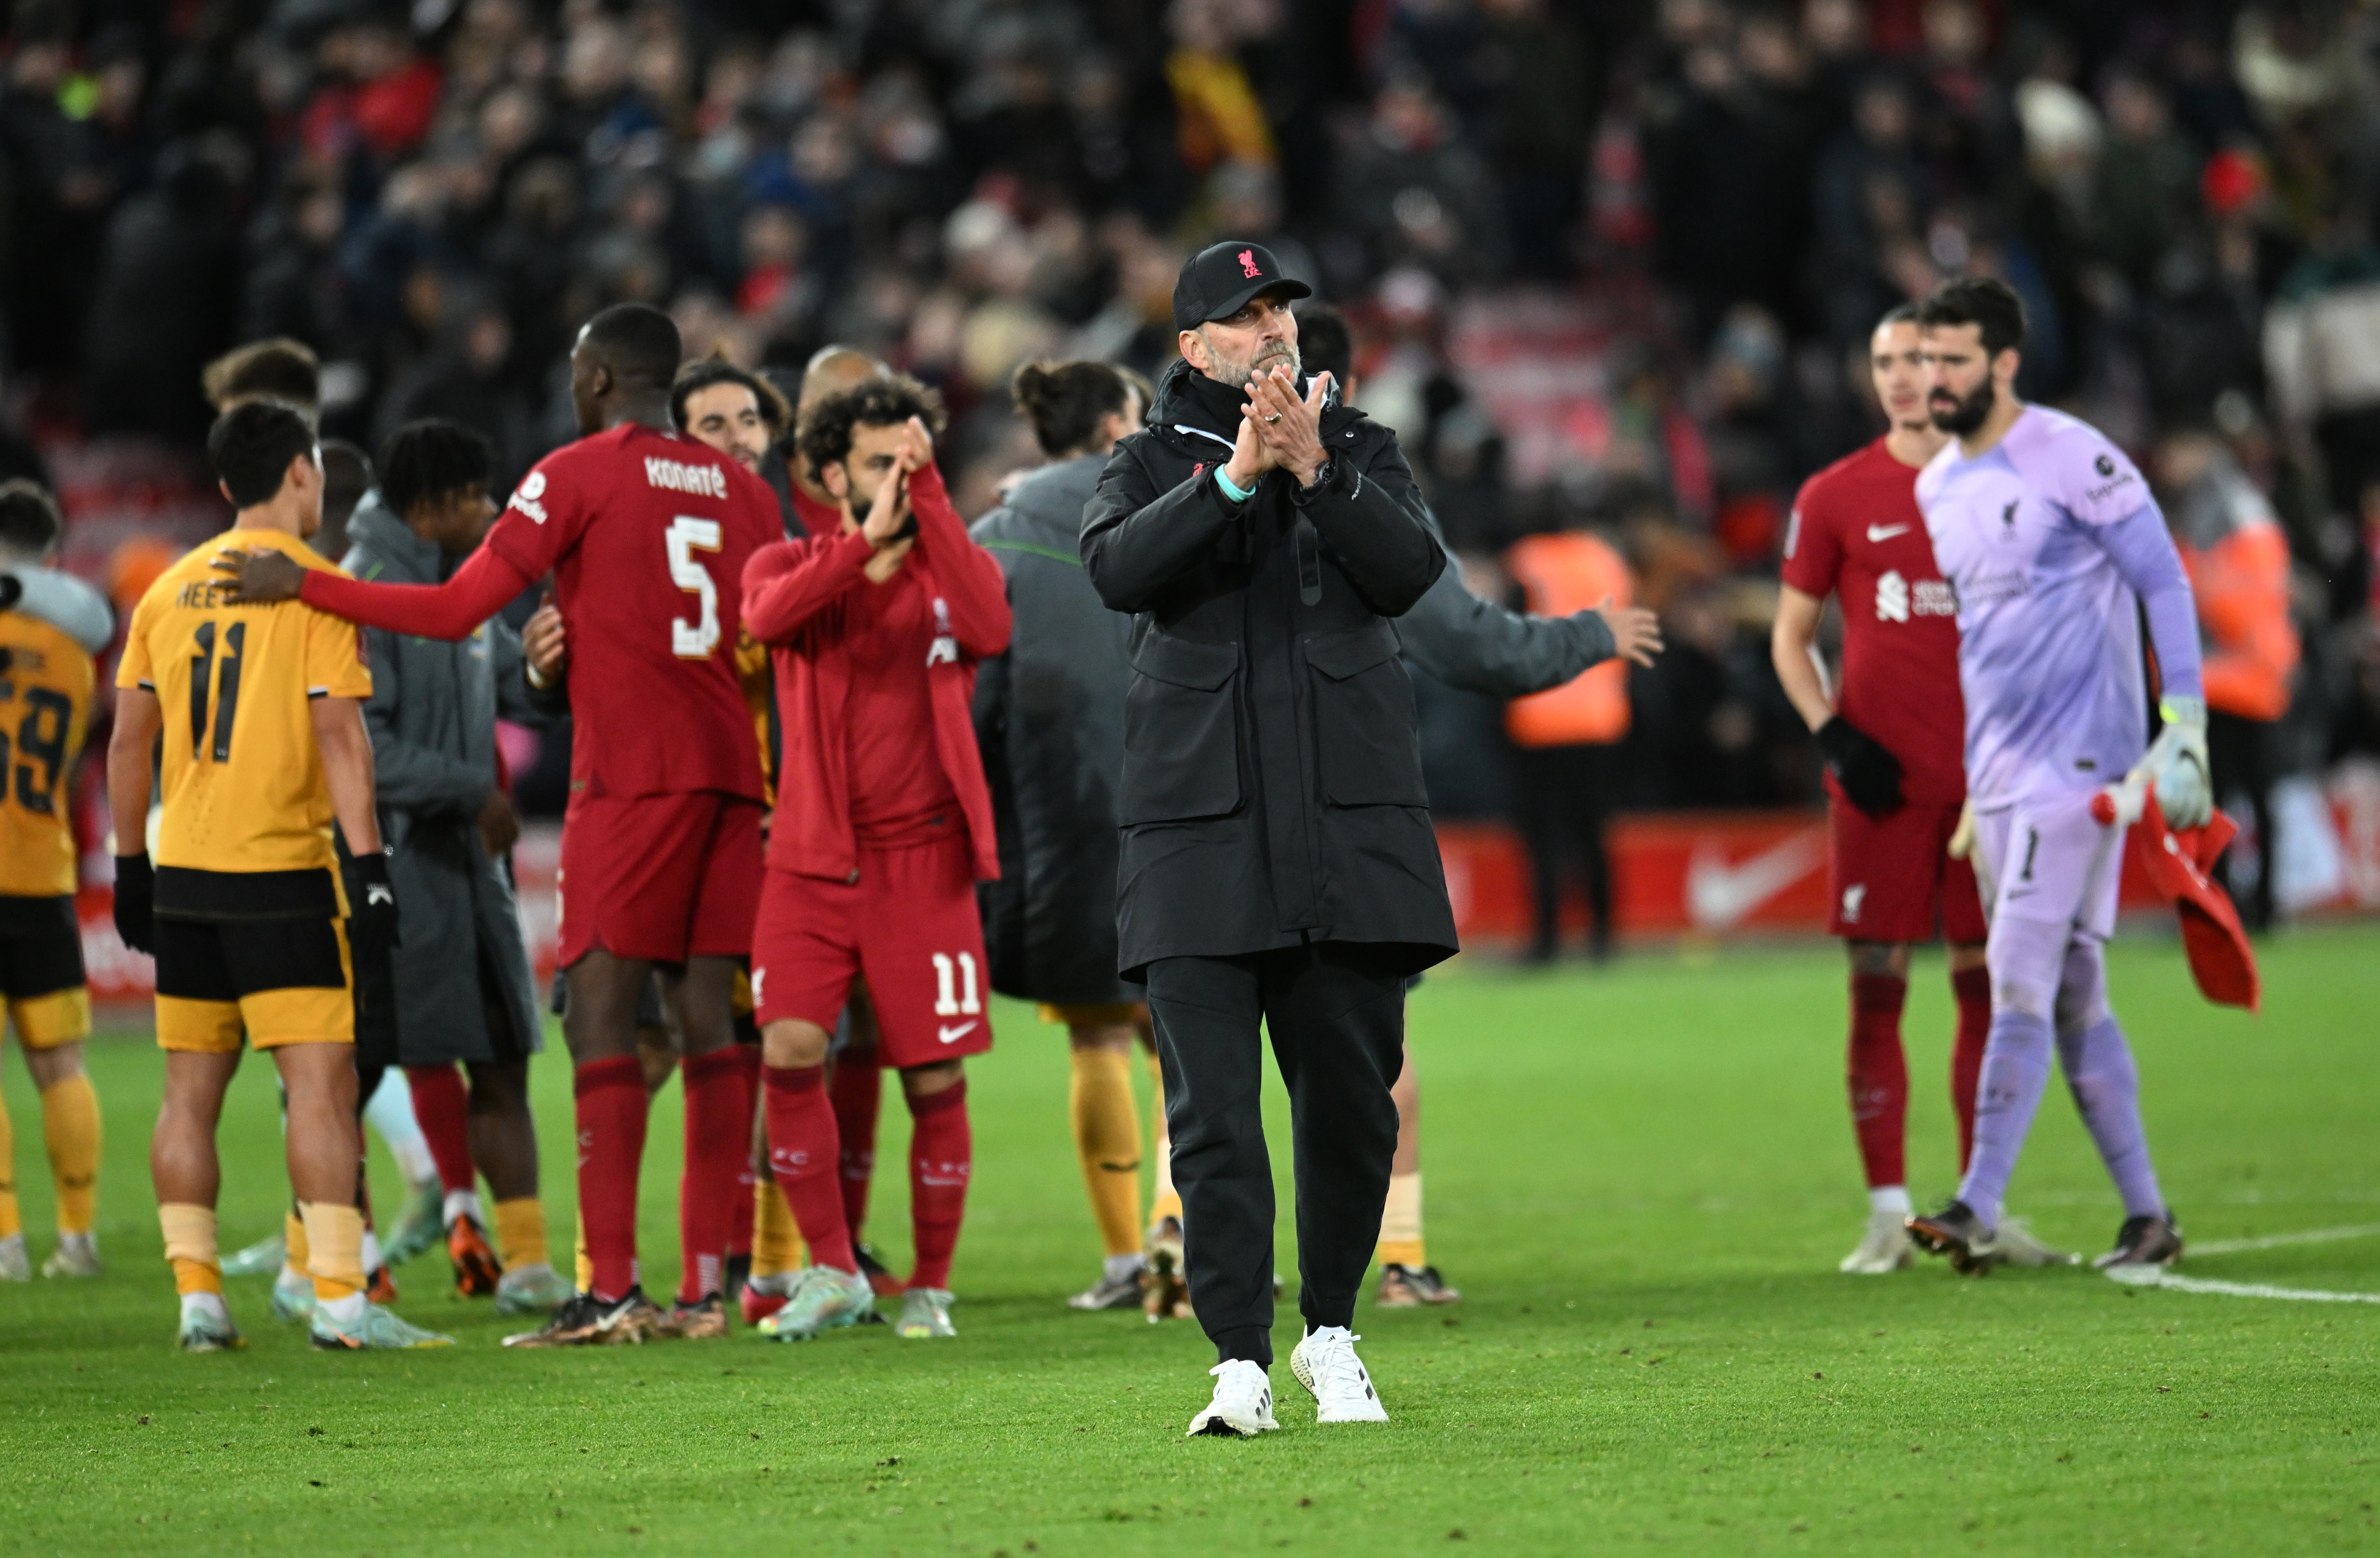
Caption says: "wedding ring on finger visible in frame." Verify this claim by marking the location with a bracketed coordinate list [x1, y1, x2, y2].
[1265, 413, 1282, 424]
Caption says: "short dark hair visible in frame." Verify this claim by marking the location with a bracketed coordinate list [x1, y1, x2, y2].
[672, 355, 792, 437]
[1010, 360, 1136, 457]
[1917, 277, 2026, 357]
[202, 338, 321, 415]
[377, 420, 493, 519]
[795, 374, 950, 476]
[580, 302, 681, 385]
[0, 479, 63, 556]
[1876, 301, 1920, 330]
[1294, 302, 1354, 393]
[207, 401, 318, 509]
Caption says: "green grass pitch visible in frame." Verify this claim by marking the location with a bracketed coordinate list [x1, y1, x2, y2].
[3, 925, 2376, 1556]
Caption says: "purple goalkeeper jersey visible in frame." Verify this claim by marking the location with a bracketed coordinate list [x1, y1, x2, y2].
[1916, 405, 2203, 809]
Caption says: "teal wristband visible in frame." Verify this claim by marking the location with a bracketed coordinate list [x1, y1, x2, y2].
[1214, 467, 1255, 504]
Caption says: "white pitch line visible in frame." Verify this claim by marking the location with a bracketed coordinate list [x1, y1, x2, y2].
[2185, 1223, 2380, 1256]
[2104, 1267, 2380, 1304]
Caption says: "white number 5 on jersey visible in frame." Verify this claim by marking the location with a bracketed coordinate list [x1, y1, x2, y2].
[667, 516, 722, 658]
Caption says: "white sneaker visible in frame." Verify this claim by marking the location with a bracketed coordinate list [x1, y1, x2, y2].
[1839, 1209, 1917, 1274]
[1980, 1215, 2076, 1268]
[1290, 1326, 1389, 1423]
[0, 1231, 29, 1281]
[1187, 1359, 1279, 1438]
[43, 1231, 101, 1278]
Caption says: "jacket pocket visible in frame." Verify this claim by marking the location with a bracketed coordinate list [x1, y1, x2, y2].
[1305, 620, 1429, 807]
[1118, 630, 1242, 823]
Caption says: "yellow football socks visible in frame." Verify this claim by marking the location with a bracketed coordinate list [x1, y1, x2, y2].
[574, 1222, 592, 1293]
[282, 1207, 309, 1279]
[159, 1202, 221, 1296]
[752, 1180, 805, 1276]
[1378, 1171, 1425, 1269]
[39, 1073, 100, 1235]
[0, 1089, 18, 1240]
[1146, 1051, 1181, 1229]
[1070, 1046, 1143, 1258]
[299, 1201, 366, 1303]
[493, 1196, 548, 1272]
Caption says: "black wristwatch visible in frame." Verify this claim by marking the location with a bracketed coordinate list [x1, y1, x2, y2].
[1292, 456, 1339, 500]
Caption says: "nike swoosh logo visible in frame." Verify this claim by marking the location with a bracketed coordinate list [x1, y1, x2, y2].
[937, 1021, 979, 1044]
[1867, 524, 1911, 542]
[1685, 829, 1827, 930]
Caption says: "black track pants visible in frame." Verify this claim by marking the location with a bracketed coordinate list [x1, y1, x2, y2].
[1145, 943, 1407, 1367]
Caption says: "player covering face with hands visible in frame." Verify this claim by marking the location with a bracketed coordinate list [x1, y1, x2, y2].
[738, 375, 1012, 1343]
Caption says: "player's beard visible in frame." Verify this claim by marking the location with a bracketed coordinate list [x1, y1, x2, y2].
[1929, 376, 1994, 436]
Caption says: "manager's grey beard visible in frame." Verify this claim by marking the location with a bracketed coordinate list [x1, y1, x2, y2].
[1200, 328, 1301, 390]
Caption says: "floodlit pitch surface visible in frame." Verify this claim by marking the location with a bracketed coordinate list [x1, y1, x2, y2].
[4, 925, 2375, 1556]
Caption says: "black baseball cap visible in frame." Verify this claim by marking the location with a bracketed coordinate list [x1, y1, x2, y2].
[1172, 241, 1312, 330]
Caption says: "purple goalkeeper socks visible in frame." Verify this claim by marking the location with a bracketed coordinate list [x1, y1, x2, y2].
[1957, 1008, 2054, 1231]
[2058, 1013, 2165, 1219]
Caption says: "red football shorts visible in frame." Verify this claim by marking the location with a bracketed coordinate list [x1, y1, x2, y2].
[1826, 792, 1988, 944]
[557, 791, 764, 967]
[750, 834, 994, 1070]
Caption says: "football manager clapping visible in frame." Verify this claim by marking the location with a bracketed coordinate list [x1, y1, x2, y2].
[1081, 243, 1457, 1438]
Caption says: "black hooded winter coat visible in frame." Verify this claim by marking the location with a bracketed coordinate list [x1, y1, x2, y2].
[1080, 359, 1459, 980]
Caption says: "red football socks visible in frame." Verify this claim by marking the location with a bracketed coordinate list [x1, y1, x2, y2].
[764, 1064, 858, 1275]
[1847, 972, 1909, 1191]
[728, 1046, 761, 1261]
[404, 1063, 475, 1197]
[572, 1056, 647, 1303]
[829, 1054, 881, 1239]
[1951, 965, 1992, 1173]
[678, 1048, 747, 1304]
[905, 1080, 971, 1292]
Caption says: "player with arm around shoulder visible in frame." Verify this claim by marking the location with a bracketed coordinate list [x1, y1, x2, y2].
[1903, 278, 2204, 1273]
[1771, 305, 2067, 1275]
[218, 307, 784, 1345]
[111, 402, 447, 1351]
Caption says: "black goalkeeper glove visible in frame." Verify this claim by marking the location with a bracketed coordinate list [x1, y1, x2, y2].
[346, 851, 401, 1072]
[113, 853, 155, 955]
[1815, 715, 1905, 818]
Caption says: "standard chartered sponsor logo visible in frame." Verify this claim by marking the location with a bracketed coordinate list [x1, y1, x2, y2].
[1876, 570, 1910, 622]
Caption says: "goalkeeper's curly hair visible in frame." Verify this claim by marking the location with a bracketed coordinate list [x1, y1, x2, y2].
[794, 373, 949, 478]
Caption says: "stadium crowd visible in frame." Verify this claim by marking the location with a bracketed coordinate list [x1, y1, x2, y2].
[4, 0, 2380, 912]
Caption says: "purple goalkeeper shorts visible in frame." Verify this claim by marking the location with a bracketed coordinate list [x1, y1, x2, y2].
[1973, 789, 2123, 939]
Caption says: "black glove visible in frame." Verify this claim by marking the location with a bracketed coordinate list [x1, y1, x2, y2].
[346, 851, 401, 1072]
[0, 572, 21, 611]
[1815, 715, 1905, 818]
[113, 853, 155, 954]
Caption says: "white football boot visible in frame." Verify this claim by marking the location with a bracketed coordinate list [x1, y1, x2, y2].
[43, 1231, 101, 1277]
[1291, 1326, 1389, 1423]
[0, 1231, 29, 1281]
[1187, 1360, 1279, 1438]
[1840, 1209, 1918, 1274]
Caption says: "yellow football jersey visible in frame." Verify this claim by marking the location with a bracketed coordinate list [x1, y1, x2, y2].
[0, 610, 95, 898]
[116, 530, 371, 890]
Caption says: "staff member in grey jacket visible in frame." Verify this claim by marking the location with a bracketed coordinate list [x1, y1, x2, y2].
[344, 420, 571, 1315]
[1293, 303, 1664, 1309]
[1083, 242, 1454, 1437]
[971, 360, 1172, 1316]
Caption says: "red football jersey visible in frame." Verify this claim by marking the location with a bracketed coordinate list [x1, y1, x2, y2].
[487, 423, 776, 802]
[1781, 438, 1966, 802]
